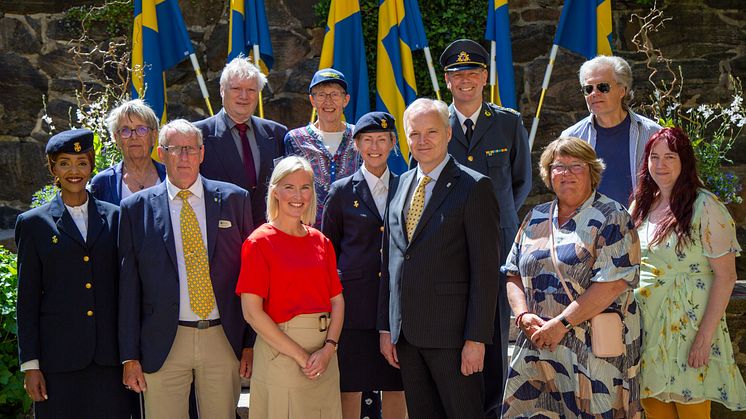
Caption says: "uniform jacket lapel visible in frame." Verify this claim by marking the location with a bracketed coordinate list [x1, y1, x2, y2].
[151, 184, 178, 269]
[49, 193, 86, 247]
[86, 194, 106, 247]
[450, 107, 469, 149]
[469, 103, 494, 152]
[352, 170, 381, 221]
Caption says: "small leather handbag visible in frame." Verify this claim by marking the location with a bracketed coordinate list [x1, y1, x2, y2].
[549, 202, 625, 358]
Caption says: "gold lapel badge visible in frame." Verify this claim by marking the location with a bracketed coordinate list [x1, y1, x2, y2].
[73, 142, 82, 152]
[457, 51, 470, 63]
[353, 200, 359, 208]
[51, 235, 58, 244]
[484, 110, 492, 117]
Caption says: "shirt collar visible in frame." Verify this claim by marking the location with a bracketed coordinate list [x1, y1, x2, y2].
[166, 175, 204, 201]
[361, 165, 390, 191]
[223, 109, 250, 131]
[417, 155, 450, 183]
[453, 104, 482, 128]
[64, 196, 89, 214]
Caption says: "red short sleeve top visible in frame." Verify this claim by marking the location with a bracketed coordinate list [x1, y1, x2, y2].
[236, 223, 343, 323]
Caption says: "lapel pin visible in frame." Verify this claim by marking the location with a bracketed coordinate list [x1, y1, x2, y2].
[446, 182, 452, 188]
[51, 235, 58, 244]
[353, 200, 359, 208]
[484, 110, 492, 117]
[214, 197, 218, 202]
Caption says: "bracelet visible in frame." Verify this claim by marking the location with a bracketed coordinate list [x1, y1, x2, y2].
[324, 338, 338, 351]
[514, 311, 530, 328]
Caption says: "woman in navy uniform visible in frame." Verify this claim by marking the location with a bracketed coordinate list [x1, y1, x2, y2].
[15, 129, 134, 418]
[321, 112, 406, 419]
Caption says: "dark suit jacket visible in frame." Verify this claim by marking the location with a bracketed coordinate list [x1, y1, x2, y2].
[378, 156, 501, 348]
[16, 193, 121, 373]
[89, 160, 167, 206]
[195, 109, 287, 228]
[118, 177, 254, 373]
[321, 169, 399, 330]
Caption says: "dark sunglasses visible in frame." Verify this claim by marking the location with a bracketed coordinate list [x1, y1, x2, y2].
[581, 82, 612, 96]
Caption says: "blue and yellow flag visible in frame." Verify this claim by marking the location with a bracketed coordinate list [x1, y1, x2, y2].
[319, 0, 370, 124]
[132, 0, 194, 124]
[376, 0, 428, 173]
[553, 0, 613, 59]
[228, 0, 273, 72]
[484, 0, 517, 110]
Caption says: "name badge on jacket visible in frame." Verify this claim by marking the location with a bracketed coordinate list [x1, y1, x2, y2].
[218, 220, 232, 228]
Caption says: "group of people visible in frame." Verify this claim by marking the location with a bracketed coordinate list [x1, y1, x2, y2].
[14, 36, 745, 419]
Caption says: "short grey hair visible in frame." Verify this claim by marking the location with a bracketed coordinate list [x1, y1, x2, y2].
[579, 55, 635, 109]
[266, 156, 317, 225]
[105, 99, 159, 141]
[158, 119, 203, 147]
[403, 98, 450, 134]
[220, 56, 267, 92]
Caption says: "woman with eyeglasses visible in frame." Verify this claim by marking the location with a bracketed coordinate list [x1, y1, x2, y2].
[561, 55, 660, 207]
[631, 128, 746, 418]
[283, 68, 360, 228]
[501, 136, 642, 418]
[90, 99, 166, 205]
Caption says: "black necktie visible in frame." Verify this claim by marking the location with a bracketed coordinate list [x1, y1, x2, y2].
[464, 119, 474, 143]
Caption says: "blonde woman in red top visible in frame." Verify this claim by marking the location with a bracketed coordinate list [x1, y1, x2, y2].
[237, 155, 344, 418]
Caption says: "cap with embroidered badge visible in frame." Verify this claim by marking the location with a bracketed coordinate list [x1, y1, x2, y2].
[309, 68, 348, 93]
[352, 112, 397, 138]
[45, 129, 94, 155]
[440, 39, 489, 72]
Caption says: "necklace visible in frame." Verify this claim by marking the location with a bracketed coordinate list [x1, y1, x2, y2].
[123, 163, 155, 190]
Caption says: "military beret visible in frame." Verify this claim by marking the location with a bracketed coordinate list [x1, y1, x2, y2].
[45, 129, 94, 155]
[440, 39, 489, 72]
[352, 112, 397, 138]
[309, 68, 348, 93]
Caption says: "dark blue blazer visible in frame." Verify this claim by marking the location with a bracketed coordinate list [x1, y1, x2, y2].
[89, 160, 167, 206]
[16, 192, 121, 373]
[321, 169, 399, 330]
[195, 110, 287, 228]
[378, 157, 501, 348]
[118, 177, 254, 373]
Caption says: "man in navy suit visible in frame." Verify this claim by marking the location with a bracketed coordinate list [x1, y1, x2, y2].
[195, 57, 287, 228]
[378, 98, 501, 419]
[119, 119, 254, 418]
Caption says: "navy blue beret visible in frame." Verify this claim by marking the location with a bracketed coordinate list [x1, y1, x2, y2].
[440, 39, 489, 72]
[352, 112, 397, 138]
[309, 68, 348, 93]
[45, 129, 94, 155]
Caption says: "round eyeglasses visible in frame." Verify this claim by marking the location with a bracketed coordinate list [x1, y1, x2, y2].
[118, 125, 153, 139]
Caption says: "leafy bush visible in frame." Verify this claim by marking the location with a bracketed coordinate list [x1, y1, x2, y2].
[0, 246, 29, 417]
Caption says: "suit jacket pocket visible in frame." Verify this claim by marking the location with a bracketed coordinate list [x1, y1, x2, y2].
[435, 282, 469, 295]
[486, 152, 509, 167]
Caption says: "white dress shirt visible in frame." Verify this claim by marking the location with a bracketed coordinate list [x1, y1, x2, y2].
[454, 104, 482, 135]
[165, 176, 220, 321]
[405, 154, 451, 219]
[361, 165, 390, 218]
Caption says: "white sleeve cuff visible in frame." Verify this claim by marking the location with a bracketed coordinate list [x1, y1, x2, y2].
[20, 359, 40, 371]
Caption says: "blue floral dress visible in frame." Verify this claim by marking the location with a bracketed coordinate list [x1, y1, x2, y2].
[635, 189, 746, 410]
[501, 191, 642, 418]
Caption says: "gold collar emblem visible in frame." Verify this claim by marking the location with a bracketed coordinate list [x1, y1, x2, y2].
[457, 51, 470, 63]
[73, 142, 82, 152]
[353, 200, 359, 208]
[51, 235, 58, 244]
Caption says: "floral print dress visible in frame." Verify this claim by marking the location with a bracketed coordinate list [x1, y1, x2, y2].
[635, 189, 746, 410]
[501, 191, 642, 418]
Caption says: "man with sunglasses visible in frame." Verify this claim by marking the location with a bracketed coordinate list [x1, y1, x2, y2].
[426, 38, 531, 419]
[118, 119, 255, 418]
[562, 55, 660, 207]
[195, 56, 287, 229]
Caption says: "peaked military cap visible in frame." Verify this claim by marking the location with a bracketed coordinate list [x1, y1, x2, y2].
[440, 39, 489, 72]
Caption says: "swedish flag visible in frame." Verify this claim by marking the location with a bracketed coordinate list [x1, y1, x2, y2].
[320, 0, 370, 124]
[228, 0, 273, 71]
[554, 0, 613, 59]
[376, 0, 428, 173]
[484, 0, 517, 110]
[132, 0, 194, 124]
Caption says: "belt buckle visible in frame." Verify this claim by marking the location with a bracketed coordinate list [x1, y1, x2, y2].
[197, 320, 210, 330]
[318, 315, 329, 332]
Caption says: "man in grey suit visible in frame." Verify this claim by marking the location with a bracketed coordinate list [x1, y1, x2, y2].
[378, 98, 500, 419]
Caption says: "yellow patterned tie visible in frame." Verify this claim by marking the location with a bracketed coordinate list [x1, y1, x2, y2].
[406, 175, 432, 241]
[177, 190, 215, 319]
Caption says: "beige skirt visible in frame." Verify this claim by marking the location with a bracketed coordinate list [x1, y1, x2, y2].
[249, 313, 342, 419]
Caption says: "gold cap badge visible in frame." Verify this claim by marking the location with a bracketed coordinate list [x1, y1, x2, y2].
[73, 142, 81, 152]
[457, 51, 470, 63]
[381, 119, 388, 129]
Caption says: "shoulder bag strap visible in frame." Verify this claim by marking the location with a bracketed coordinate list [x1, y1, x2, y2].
[549, 201, 576, 303]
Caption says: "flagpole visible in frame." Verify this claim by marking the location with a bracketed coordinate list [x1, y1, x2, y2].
[423, 47, 440, 101]
[489, 41, 496, 104]
[189, 54, 214, 116]
[528, 44, 558, 151]
[252, 44, 265, 118]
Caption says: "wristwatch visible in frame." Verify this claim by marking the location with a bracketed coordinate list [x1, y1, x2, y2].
[325, 338, 338, 351]
[558, 315, 573, 330]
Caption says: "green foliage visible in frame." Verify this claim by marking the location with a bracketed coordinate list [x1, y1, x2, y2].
[0, 246, 29, 417]
[314, 0, 488, 106]
[31, 185, 58, 209]
[65, 0, 134, 38]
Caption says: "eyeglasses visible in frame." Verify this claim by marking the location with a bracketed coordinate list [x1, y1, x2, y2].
[581, 82, 613, 96]
[118, 125, 152, 139]
[550, 163, 587, 174]
[312, 91, 345, 101]
[160, 145, 202, 156]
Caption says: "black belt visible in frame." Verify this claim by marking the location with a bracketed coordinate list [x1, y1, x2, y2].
[178, 319, 221, 329]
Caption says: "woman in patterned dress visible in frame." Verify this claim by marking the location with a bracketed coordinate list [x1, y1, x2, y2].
[630, 127, 746, 418]
[501, 136, 642, 418]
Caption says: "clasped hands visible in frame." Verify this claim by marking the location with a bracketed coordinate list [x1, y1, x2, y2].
[295, 344, 335, 381]
[519, 313, 569, 352]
